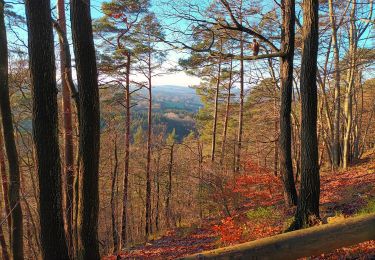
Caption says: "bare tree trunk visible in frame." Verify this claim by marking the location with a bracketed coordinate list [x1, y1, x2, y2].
[220, 58, 233, 167]
[211, 42, 222, 163]
[279, 0, 298, 206]
[0, 218, 9, 260]
[0, 131, 11, 239]
[71, 0, 101, 258]
[0, 3, 23, 259]
[155, 152, 161, 232]
[289, 0, 320, 231]
[165, 143, 174, 228]
[328, 0, 341, 169]
[25, 0, 68, 258]
[111, 137, 119, 253]
[343, 1, 357, 169]
[121, 52, 131, 249]
[57, 0, 74, 254]
[273, 88, 279, 177]
[145, 53, 152, 238]
[0, 132, 9, 259]
[235, 37, 244, 172]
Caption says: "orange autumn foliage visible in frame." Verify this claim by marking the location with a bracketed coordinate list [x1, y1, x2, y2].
[230, 160, 283, 207]
[212, 217, 243, 244]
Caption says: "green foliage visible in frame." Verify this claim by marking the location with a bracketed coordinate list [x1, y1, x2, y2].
[246, 206, 279, 221]
[283, 216, 295, 230]
[134, 126, 144, 145]
[357, 199, 375, 215]
[166, 128, 177, 145]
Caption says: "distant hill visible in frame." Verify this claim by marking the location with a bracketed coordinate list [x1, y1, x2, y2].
[134, 85, 202, 113]
[132, 85, 202, 140]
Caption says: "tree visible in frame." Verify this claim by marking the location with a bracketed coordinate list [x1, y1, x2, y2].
[343, 0, 357, 169]
[0, 2, 22, 259]
[57, 0, 75, 253]
[71, 0, 101, 258]
[288, 0, 320, 230]
[279, 0, 298, 206]
[328, 0, 341, 169]
[97, 0, 149, 247]
[133, 12, 165, 237]
[25, 0, 69, 258]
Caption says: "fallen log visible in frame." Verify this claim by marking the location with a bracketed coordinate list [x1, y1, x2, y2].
[180, 213, 375, 259]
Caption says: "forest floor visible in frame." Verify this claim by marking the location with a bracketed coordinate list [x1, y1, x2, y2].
[103, 150, 375, 259]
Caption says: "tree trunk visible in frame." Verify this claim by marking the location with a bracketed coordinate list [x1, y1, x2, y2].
[220, 58, 233, 167]
[343, 1, 357, 169]
[235, 37, 244, 172]
[0, 217, 9, 260]
[111, 138, 119, 253]
[289, 0, 320, 230]
[145, 54, 152, 238]
[1, 3, 23, 259]
[279, 0, 298, 206]
[121, 52, 131, 249]
[0, 130, 11, 239]
[165, 143, 174, 228]
[0, 132, 9, 259]
[155, 152, 161, 232]
[211, 43, 222, 163]
[25, 0, 68, 258]
[71, 0, 101, 258]
[57, 0, 74, 253]
[328, 0, 341, 169]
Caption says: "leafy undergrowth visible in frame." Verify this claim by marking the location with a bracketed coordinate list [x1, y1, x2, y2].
[103, 152, 375, 259]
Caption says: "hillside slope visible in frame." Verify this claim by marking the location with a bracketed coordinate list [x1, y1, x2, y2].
[104, 151, 375, 259]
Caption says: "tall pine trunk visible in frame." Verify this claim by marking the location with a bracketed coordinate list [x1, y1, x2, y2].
[0, 130, 11, 241]
[220, 58, 233, 166]
[25, 0, 68, 258]
[145, 53, 152, 238]
[328, 0, 341, 168]
[57, 0, 74, 252]
[211, 43, 222, 162]
[0, 135, 9, 260]
[0, 3, 23, 259]
[279, 0, 298, 206]
[289, 0, 320, 230]
[235, 37, 244, 172]
[165, 143, 174, 228]
[121, 52, 131, 249]
[71, 0, 101, 258]
[110, 138, 119, 253]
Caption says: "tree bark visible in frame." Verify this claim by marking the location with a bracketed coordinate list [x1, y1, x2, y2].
[279, 0, 298, 206]
[220, 58, 233, 167]
[111, 137, 119, 253]
[25, 0, 69, 258]
[289, 0, 320, 230]
[0, 130, 11, 240]
[121, 52, 131, 249]
[328, 0, 341, 169]
[71, 0, 101, 258]
[57, 0, 74, 253]
[165, 143, 174, 228]
[0, 3, 23, 259]
[343, 1, 357, 169]
[211, 43, 222, 163]
[235, 37, 244, 172]
[0, 133, 9, 259]
[145, 52, 152, 238]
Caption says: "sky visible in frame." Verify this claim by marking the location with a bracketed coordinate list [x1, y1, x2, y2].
[6, 0, 202, 88]
[91, 0, 202, 87]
